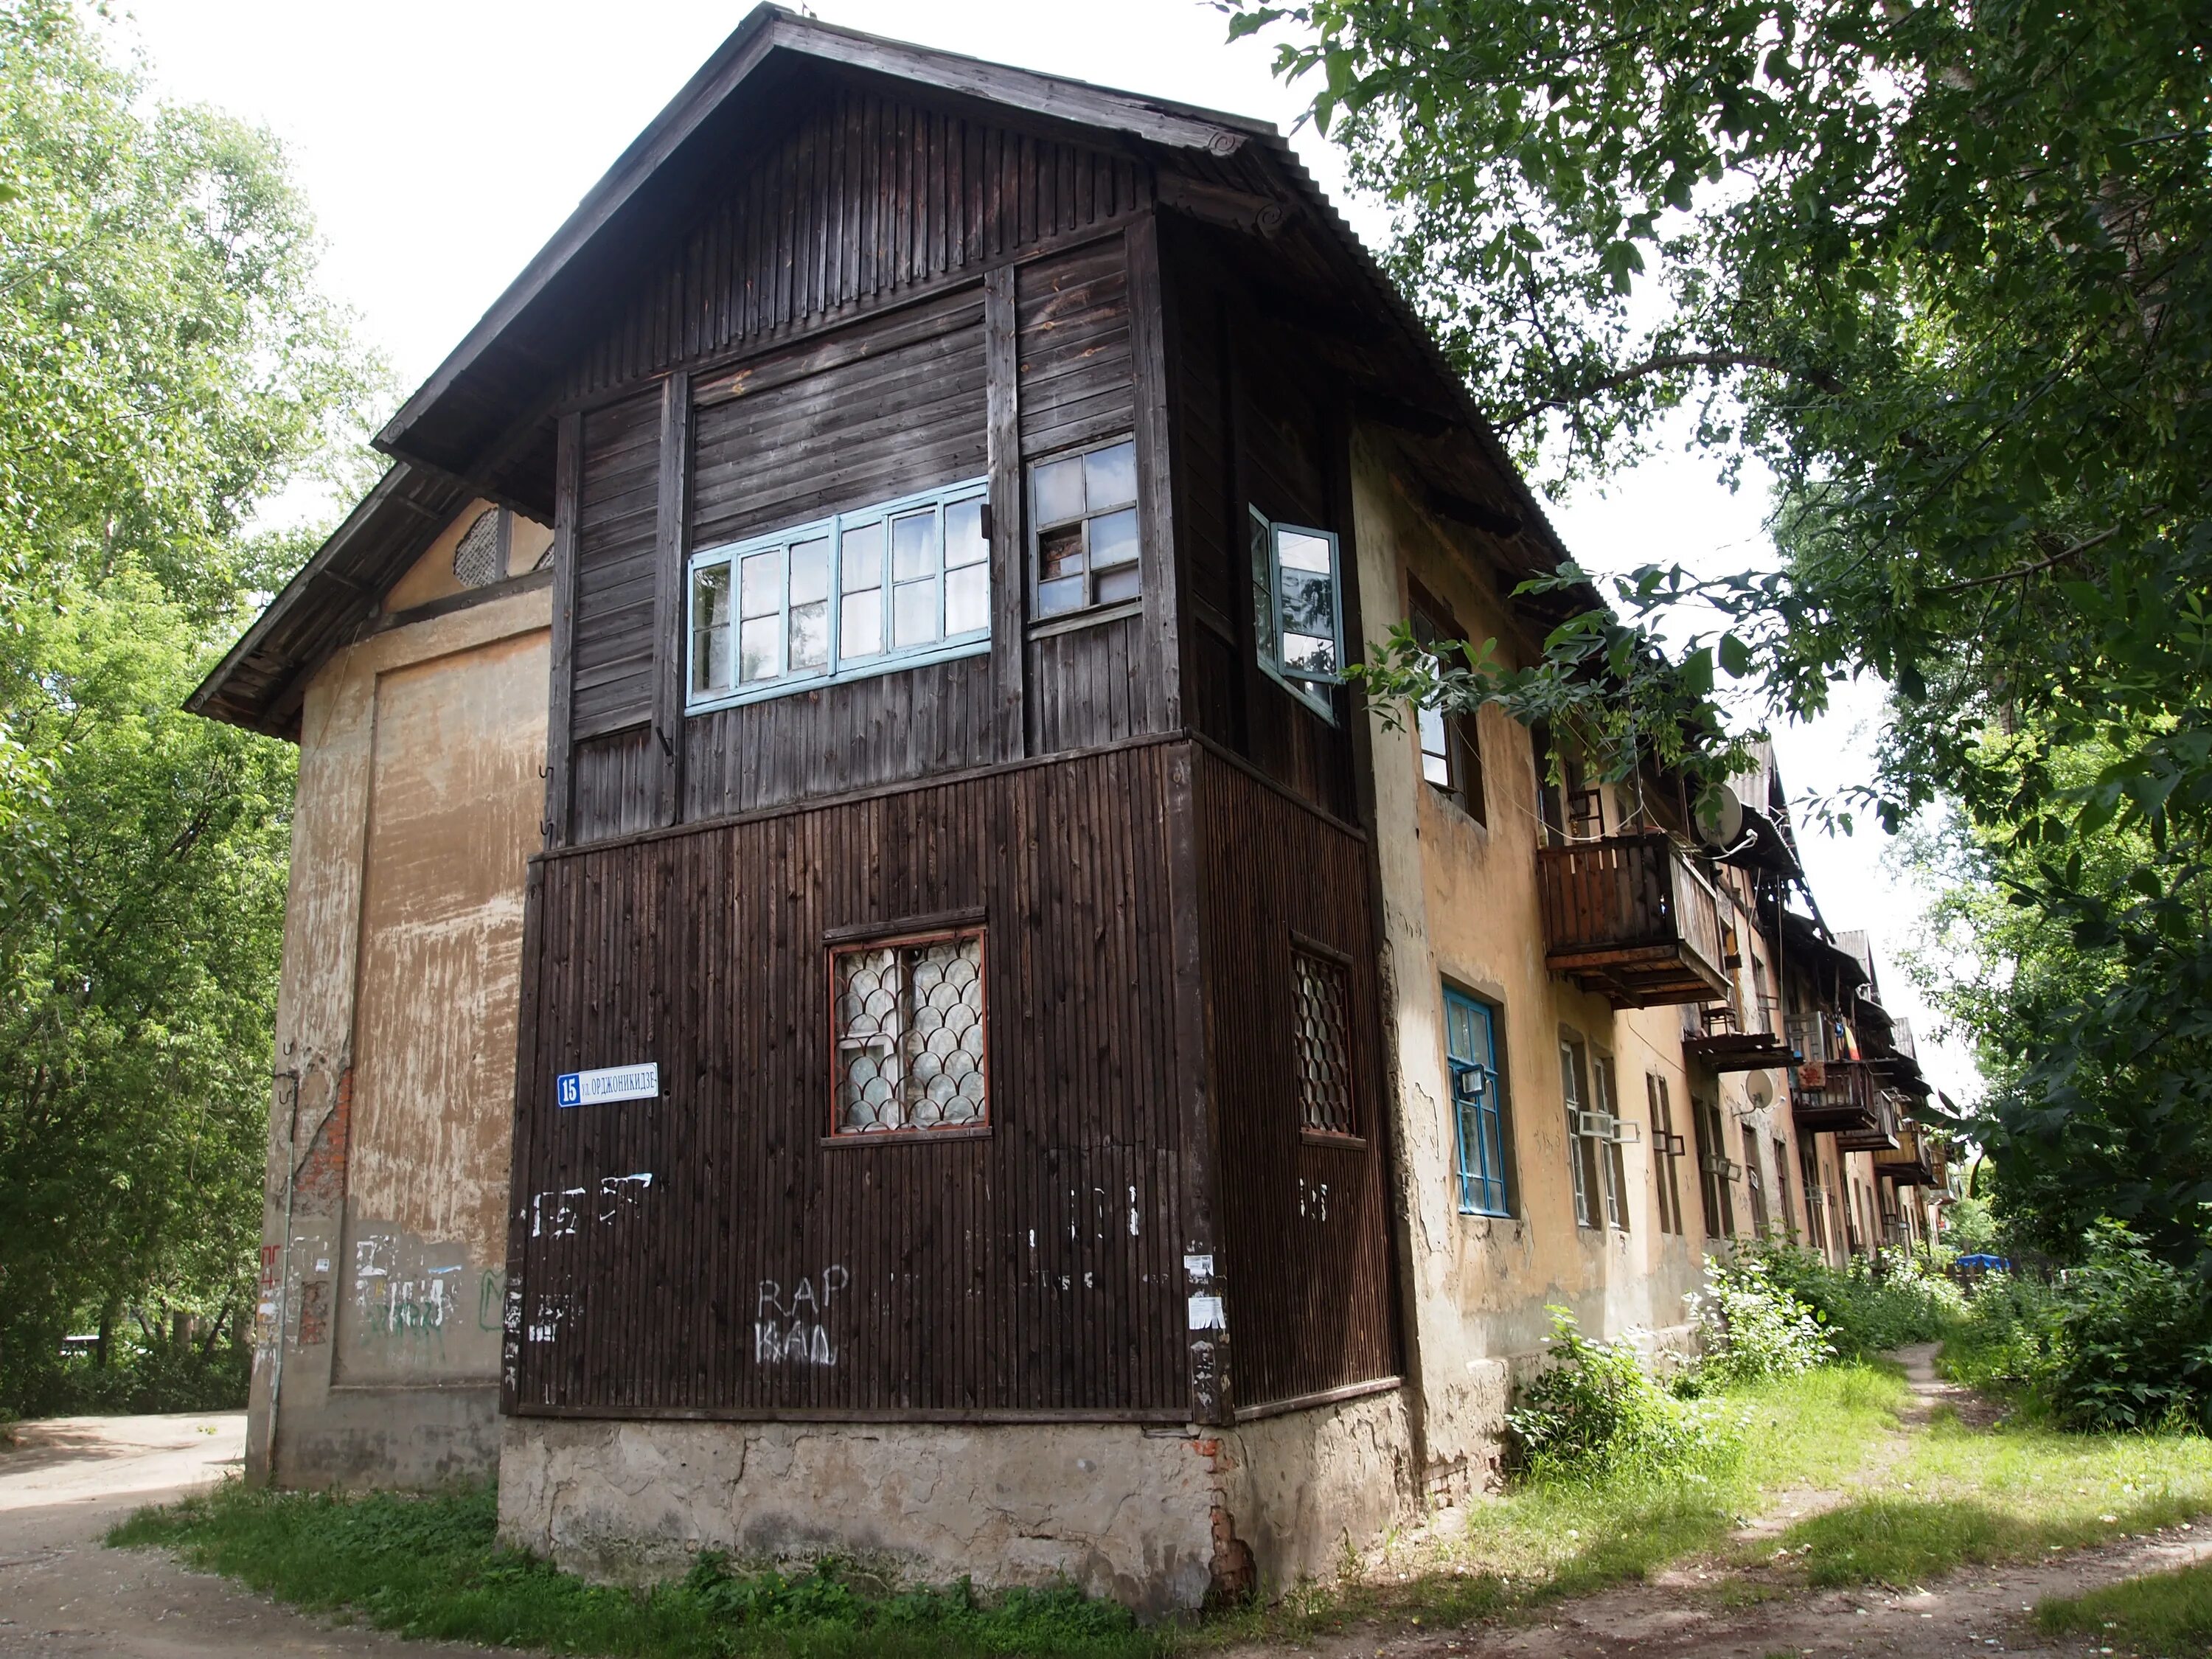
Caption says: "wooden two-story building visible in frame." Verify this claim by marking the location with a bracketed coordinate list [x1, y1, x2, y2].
[193, 8, 1947, 1613]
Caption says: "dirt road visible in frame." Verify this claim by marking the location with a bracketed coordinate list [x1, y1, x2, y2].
[0, 1412, 502, 1658]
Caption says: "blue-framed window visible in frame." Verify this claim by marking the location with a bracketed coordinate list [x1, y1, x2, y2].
[686, 476, 990, 712]
[1248, 507, 1343, 720]
[1444, 987, 1511, 1217]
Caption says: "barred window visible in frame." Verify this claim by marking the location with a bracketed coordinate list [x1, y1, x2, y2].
[1292, 945, 1356, 1138]
[831, 929, 988, 1135]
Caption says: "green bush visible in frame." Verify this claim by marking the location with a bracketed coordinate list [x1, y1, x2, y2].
[1750, 1243, 1964, 1357]
[1687, 1254, 1833, 1385]
[1507, 1308, 1735, 1481]
[1938, 1273, 2059, 1399]
[2039, 1222, 2212, 1433]
[8, 1340, 249, 1418]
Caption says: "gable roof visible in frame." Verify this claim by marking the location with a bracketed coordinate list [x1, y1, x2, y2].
[198, 5, 1590, 735]
[187, 462, 476, 737]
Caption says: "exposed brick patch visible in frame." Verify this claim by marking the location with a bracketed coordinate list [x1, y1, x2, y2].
[1206, 1503, 1256, 1609]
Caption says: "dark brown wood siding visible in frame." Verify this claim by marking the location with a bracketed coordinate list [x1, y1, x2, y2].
[507, 740, 1196, 1418]
[563, 85, 1147, 406]
[681, 655, 998, 822]
[571, 392, 663, 739]
[1193, 743, 1398, 1410]
[1160, 238, 1356, 822]
[689, 293, 987, 550]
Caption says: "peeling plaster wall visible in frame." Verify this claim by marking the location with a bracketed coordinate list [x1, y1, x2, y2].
[248, 574, 549, 1488]
[500, 1389, 1413, 1616]
[1349, 431, 1795, 1499]
[499, 1417, 1222, 1618]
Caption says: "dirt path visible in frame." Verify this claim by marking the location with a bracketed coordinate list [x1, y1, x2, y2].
[1246, 1346, 2200, 1659]
[0, 1412, 504, 1658]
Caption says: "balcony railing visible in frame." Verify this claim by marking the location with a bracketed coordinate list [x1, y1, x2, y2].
[1834, 1085, 1904, 1153]
[1686, 983, 1793, 1072]
[1874, 1123, 1938, 1185]
[1535, 833, 1730, 1009]
[1792, 1055, 1885, 1136]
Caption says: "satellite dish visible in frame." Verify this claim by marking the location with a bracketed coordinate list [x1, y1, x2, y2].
[1694, 784, 1745, 851]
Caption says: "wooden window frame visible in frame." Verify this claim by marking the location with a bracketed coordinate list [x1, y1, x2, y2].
[1444, 986, 1512, 1217]
[1648, 1073, 1686, 1236]
[824, 921, 991, 1144]
[1559, 1029, 1601, 1228]
[1742, 1121, 1770, 1236]
[1248, 505, 1343, 723]
[1774, 1133, 1797, 1237]
[1691, 1092, 1736, 1238]
[1027, 433, 1141, 628]
[687, 474, 991, 714]
[1405, 578, 1487, 824]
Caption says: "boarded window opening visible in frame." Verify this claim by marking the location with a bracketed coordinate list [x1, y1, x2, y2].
[452, 507, 508, 588]
[1292, 945, 1356, 1138]
[831, 928, 988, 1135]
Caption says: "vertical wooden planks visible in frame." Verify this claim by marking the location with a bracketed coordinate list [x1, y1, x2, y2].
[984, 265, 1025, 759]
[1124, 212, 1183, 733]
[545, 412, 583, 848]
[648, 374, 692, 827]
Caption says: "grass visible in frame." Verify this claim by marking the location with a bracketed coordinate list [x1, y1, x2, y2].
[1201, 1361, 1911, 1646]
[108, 1481, 1161, 1659]
[2039, 1559, 2212, 1656]
[1772, 1402, 2212, 1590]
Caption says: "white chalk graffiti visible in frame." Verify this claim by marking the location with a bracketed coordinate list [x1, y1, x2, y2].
[1298, 1178, 1331, 1222]
[754, 1266, 849, 1367]
[527, 1293, 574, 1343]
[529, 1171, 655, 1238]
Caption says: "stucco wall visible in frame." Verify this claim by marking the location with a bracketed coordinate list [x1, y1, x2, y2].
[499, 1388, 1416, 1617]
[1348, 431, 1828, 1498]
[248, 571, 550, 1488]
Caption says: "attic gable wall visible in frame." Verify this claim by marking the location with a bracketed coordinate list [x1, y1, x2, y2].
[560, 77, 1149, 408]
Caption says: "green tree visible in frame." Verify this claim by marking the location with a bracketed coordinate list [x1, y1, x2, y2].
[1225, 0, 2212, 1262]
[0, 1, 379, 1404]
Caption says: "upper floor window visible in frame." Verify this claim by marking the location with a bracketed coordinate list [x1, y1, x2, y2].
[1408, 580, 1486, 824]
[1031, 437, 1138, 621]
[688, 476, 990, 711]
[1444, 987, 1510, 1217]
[1249, 507, 1343, 720]
[830, 926, 988, 1135]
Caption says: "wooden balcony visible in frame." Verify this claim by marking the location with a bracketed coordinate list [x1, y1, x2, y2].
[1874, 1124, 1938, 1186]
[1535, 833, 1730, 1009]
[1684, 995, 1794, 1072]
[1791, 1057, 1885, 1136]
[1834, 1084, 1903, 1153]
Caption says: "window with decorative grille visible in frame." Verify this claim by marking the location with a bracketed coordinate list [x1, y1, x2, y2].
[1292, 945, 1357, 1138]
[830, 928, 987, 1135]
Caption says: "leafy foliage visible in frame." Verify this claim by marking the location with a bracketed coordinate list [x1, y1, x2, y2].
[1687, 1253, 1833, 1387]
[1507, 1307, 1735, 1480]
[0, 1, 380, 1405]
[1225, 0, 2212, 1263]
[1750, 1243, 1963, 1359]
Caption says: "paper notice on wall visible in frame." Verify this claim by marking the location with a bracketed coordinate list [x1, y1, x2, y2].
[1183, 1253, 1214, 1280]
[1187, 1294, 1226, 1330]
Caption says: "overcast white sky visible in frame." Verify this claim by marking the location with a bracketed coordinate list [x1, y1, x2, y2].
[121, 0, 1978, 1100]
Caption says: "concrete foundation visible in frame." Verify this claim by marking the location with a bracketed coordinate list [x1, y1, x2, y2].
[498, 1388, 1418, 1618]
